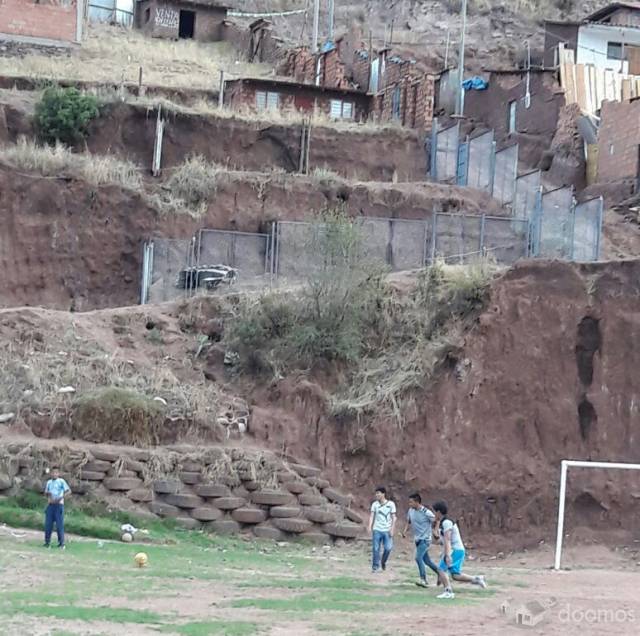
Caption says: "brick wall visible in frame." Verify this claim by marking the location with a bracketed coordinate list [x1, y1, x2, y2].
[0, 0, 78, 44]
[597, 99, 640, 183]
[135, 0, 226, 41]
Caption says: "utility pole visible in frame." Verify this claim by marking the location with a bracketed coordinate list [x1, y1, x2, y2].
[312, 0, 320, 53]
[457, 0, 468, 115]
[328, 0, 335, 40]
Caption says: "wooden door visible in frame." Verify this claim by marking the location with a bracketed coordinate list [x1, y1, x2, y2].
[626, 45, 640, 75]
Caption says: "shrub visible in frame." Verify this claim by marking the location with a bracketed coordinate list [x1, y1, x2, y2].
[35, 86, 99, 145]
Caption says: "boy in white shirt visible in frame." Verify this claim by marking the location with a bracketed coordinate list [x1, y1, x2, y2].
[368, 486, 396, 573]
[433, 500, 486, 599]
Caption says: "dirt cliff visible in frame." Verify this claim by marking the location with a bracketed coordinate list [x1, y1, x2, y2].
[246, 259, 640, 547]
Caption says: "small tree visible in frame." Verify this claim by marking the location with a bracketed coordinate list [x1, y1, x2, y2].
[35, 86, 99, 145]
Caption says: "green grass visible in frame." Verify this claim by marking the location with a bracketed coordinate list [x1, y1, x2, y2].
[2, 604, 164, 624]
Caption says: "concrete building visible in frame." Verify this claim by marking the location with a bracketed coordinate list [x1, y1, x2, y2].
[544, 2, 640, 73]
[134, 0, 228, 41]
[223, 77, 371, 122]
[0, 0, 85, 47]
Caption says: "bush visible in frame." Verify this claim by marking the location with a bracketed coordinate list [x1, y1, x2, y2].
[35, 86, 99, 145]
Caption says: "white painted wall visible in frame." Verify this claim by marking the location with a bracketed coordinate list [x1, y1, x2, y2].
[577, 24, 640, 73]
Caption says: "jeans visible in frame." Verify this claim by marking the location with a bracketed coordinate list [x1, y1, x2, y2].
[415, 539, 439, 580]
[44, 503, 65, 546]
[372, 530, 393, 570]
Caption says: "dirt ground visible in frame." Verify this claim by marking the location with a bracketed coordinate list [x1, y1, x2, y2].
[0, 525, 638, 636]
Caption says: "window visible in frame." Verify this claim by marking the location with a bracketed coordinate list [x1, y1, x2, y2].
[144, 7, 151, 23]
[508, 100, 517, 134]
[607, 42, 623, 60]
[256, 91, 280, 111]
[329, 99, 354, 119]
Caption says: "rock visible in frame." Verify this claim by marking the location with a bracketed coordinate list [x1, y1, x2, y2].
[207, 518, 241, 535]
[298, 492, 326, 507]
[272, 517, 313, 534]
[305, 476, 331, 490]
[284, 481, 310, 495]
[180, 460, 202, 473]
[103, 477, 143, 491]
[175, 517, 201, 530]
[0, 473, 14, 491]
[252, 524, 286, 541]
[0, 412, 15, 424]
[232, 507, 268, 524]
[128, 488, 153, 503]
[164, 493, 205, 509]
[83, 459, 113, 473]
[343, 508, 364, 525]
[323, 521, 361, 539]
[80, 470, 107, 481]
[91, 448, 120, 462]
[149, 501, 181, 518]
[251, 489, 293, 506]
[194, 483, 231, 498]
[17, 457, 34, 469]
[190, 506, 223, 522]
[290, 463, 322, 478]
[123, 458, 146, 473]
[277, 471, 297, 483]
[323, 487, 352, 507]
[270, 506, 303, 519]
[305, 507, 339, 524]
[179, 471, 202, 485]
[153, 479, 181, 495]
[213, 496, 246, 510]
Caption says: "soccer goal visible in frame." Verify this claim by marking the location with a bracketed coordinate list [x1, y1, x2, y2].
[554, 460, 640, 570]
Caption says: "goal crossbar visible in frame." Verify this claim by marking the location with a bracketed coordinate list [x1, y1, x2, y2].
[554, 460, 640, 570]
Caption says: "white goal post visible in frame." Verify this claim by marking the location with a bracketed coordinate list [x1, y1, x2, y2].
[554, 460, 640, 570]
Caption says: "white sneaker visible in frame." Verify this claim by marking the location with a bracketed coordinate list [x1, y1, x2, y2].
[415, 579, 429, 588]
[437, 589, 455, 599]
[474, 575, 487, 589]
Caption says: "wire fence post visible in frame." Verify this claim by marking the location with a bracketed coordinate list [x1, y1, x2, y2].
[479, 214, 486, 258]
[595, 196, 604, 260]
[430, 213, 438, 263]
[569, 197, 577, 261]
[430, 119, 438, 179]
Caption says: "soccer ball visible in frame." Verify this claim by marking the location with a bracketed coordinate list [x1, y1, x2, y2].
[121, 532, 133, 543]
[134, 552, 148, 568]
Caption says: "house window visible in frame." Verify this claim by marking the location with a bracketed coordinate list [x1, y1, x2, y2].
[330, 99, 354, 119]
[508, 100, 517, 134]
[256, 91, 280, 111]
[392, 85, 401, 120]
[607, 42, 623, 60]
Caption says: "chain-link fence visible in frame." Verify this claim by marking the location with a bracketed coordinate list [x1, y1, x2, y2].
[431, 122, 459, 183]
[198, 229, 271, 291]
[513, 170, 541, 221]
[429, 119, 601, 262]
[493, 144, 518, 206]
[535, 187, 575, 259]
[143, 238, 196, 304]
[467, 131, 495, 193]
[573, 198, 603, 262]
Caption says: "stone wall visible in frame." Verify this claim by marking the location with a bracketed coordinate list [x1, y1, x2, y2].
[0, 441, 363, 543]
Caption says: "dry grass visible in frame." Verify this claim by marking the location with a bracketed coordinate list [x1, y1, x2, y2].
[0, 322, 224, 444]
[0, 137, 143, 190]
[0, 24, 273, 91]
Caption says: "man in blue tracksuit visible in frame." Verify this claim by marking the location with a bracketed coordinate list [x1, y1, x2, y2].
[43, 466, 71, 549]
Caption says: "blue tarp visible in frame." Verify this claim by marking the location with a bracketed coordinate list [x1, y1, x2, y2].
[462, 77, 488, 91]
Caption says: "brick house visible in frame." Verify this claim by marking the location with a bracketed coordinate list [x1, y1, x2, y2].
[596, 98, 640, 188]
[223, 77, 370, 122]
[134, 0, 229, 41]
[278, 38, 437, 130]
[0, 0, 85, 46]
